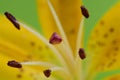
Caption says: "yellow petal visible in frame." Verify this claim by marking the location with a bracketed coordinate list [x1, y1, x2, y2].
[86, 1, 120, 79]
[37, 0, 82, 52]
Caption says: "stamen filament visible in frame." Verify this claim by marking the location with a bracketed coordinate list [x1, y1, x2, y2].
[75, 16, 84, 80]
[55, 42, 75, 71]
[47, 0, 73, 59]
[50, 67, 62, 71]
[21, 61, 69, 73]
[75, 16, 84, 58]
[49, 67, 72, 80]
[21, 61, 55, 67]
[50, 67, 71, 77]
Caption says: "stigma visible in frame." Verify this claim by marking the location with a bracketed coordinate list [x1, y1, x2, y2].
[49, 32, 62, 44]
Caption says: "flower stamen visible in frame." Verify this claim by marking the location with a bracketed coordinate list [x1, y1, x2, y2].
[43, 69, 51, 78]
[80, 6, 89, 18]
[8, 61, 71, 78]
[78, 48, 86, 60]
[4, 12, 20, 30]
[49, 32, 62, 44]
[47, 0, 73, 57]
[7, 60, 22, 68]
[21, 61, 69, 74]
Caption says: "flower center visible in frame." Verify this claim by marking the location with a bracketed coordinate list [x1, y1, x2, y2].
[5, 0, 89, 79]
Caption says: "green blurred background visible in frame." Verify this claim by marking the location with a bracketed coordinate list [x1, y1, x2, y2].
[0, 0, 41, 32]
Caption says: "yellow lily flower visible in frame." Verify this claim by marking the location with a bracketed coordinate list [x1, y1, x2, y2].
[0, 0, 120, 80]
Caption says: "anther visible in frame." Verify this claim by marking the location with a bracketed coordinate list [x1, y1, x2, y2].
[43, 69, 51, 78]
[78, 48, 86, 60]
[7, 60, 22, 68]
[80, 6, 89, 18]
[49, 32, 62, 44]
[4, 12, 20, 30]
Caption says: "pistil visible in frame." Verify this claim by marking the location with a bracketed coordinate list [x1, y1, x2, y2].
[49, 32, 62, 44]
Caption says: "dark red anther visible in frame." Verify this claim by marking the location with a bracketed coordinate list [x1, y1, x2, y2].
[43, 69, 51, 78]
[7, 60, 22, 68]
[78, 48, 86, 60]
[80, 6, 89, 18]
[49, 32, 62, 44]
[4, 12, 20, 30]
